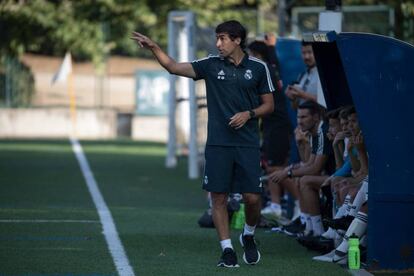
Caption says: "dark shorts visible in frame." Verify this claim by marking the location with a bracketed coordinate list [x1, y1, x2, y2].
[202, 145, 262, 194]
[262, 126, 291, 167]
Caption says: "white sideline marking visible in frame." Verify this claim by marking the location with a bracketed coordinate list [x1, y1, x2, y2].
[0, 219, 99, 223]
[70, 137, 135, 276]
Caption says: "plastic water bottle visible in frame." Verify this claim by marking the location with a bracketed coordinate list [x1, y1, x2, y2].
[230, 203, 245, 230]
[348, 236, 360, 269]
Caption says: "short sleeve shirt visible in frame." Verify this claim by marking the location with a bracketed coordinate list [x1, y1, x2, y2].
[263, 64, 291, 129]
[310, 121, 336, 174]
[191, 54, 274, 147]
[298, 66, 320, 105]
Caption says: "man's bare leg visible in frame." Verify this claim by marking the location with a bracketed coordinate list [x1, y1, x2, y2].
[299, 175, 328, 236]
[243, 193, 261, 227]
[266, 165, 285, 205]
[211, 192, 230, 241]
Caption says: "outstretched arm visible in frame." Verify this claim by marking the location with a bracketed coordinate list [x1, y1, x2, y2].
[131, 31, 196, 78]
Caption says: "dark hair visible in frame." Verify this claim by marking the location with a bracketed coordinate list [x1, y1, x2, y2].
[215, 20, 247, 49]
[298, 100, 324, 116]
[301, 40, 312, 47]
[348, 106, 356, 115]
[339, 105, 354, 119]
[326, 108, 341, 120]
[247, 40, 269, 62]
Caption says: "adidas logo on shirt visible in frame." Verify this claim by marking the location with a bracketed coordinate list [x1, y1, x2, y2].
[217, 70, 225, 80]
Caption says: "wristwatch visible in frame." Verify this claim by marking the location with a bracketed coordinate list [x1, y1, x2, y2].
[287, 169, 293, 178]
[249, 110, 256, 119]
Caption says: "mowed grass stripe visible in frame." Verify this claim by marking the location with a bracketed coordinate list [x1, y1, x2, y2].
[0, 139, 117, 275]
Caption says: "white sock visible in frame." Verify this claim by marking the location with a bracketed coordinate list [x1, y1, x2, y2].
[332, 192, 338, 213]
[304, 214, 312, 234]
[243, 223, 256, 236]
[349, 182, 368, 217]
[362, 176, 369, 201]
[344, 195, 352, 215]
[335, 203, 347, 218]
[334, 230, 344, 247]
[336, 212, 368, 253]
[220, 239, 233, 251]
[293, 200, 300, 218]
[322, 227, 336, 239]
[270, 202, 282, 211]
[300, 212, 307, 225]
[311, 215, 325, 236]
[208, 192, 212, 208]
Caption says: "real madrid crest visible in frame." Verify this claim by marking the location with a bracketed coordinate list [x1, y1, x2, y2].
[244, 69, 252, 80]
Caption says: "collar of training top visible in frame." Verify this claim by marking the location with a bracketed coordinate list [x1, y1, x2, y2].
[222, 52, 249, 67]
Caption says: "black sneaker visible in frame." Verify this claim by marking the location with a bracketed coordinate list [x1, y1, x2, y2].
[324, 215, 354, 231]
[296, 230, 314, 241]
[283, 217, 305, 236]
[217, 248, 239, 268]
[297, 234, 334, 254]
[239, 234, 261, 265]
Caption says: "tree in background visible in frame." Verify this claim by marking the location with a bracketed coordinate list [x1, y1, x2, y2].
[0, 0, 412, 107]
[0, 0, 413, 61]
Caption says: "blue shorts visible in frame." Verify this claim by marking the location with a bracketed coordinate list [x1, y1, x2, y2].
[202, 145, 262, 194]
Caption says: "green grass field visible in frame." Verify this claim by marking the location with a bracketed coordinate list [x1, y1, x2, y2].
[0, 139, 349, 275]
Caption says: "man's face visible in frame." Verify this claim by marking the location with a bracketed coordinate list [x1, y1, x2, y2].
[340, 118, 351, 136]
[348, 113, 361, 135]
[216, 33, 240, 57]
[301, 45, 316, 68]
[328, 118, 340, 139]
[297, 108, 318, 132]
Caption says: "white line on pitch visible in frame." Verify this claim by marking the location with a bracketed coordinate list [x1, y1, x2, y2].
[0, 219, 99, 223]
[70, 137, 135, 276]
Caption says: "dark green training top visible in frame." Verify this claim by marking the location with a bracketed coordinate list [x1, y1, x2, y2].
[191, 54, 274, 148]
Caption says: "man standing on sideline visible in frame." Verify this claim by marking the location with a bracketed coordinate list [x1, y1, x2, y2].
[131, 20, 274, 268]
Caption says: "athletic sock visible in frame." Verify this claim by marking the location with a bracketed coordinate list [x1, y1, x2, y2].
[304, 214, 312, 234]
[300, 212, 307, 225]
[336, 212, 368, 253]
[269, 203, 282, 216]
[322, 227, 336, 240]
[311, 215, 324, 236]
[220, 239, 233, 251]
[348, 182, 368, 217]
[243, 223, 256, 236]
[293, 200, 300, 218]
[335, 203, 348, 219]
[332, 191, 338, 213]
[270, 202, 281, 210]
[344, 195, 352, 215]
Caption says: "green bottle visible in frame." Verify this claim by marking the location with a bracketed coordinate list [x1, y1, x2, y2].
[231, 203, 245, 230]
[348, 236, 360, 269]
